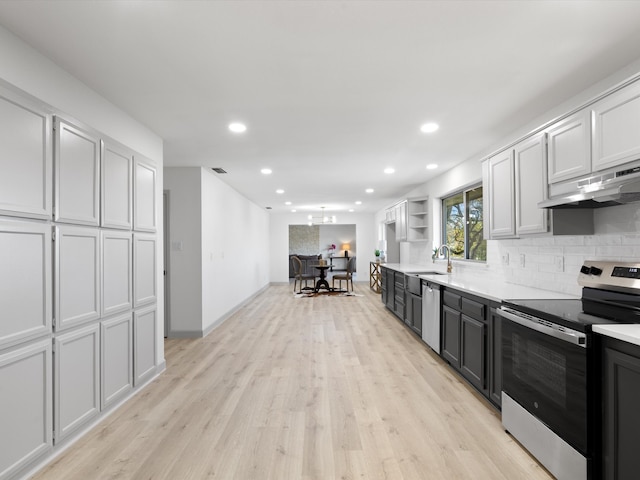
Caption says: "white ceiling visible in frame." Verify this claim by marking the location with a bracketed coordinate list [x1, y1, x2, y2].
[2, 1, 640, 215]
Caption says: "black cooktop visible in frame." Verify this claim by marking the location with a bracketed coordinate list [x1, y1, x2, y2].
[502, 298, 629, 333]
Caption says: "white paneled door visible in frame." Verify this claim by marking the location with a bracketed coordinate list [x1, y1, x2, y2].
[101, 230, 132, 317]
[101, 140, 132, 230]
[0, 86, 52, 220]
[53, 324, 100, 443]
[54, 226, 100, 331]
[133, 156, 157, 232]
[0, 220, 52, 349]
[134, 233, 157, 307]
[101, 314, 132, 410]
[0, 340, 52, 479]
[133, 306, 157, 386]
[53, 117, 100, 226]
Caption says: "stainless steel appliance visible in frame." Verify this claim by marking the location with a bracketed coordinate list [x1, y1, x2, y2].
[538, 164, 640, 208]
[498, 261, 640, 480]
[422, 280, 441, 353]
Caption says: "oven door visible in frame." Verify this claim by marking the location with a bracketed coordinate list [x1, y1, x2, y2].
[499, 307, 588, 454]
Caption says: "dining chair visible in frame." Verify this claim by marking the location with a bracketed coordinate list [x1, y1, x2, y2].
[332, 256, 355, 292]
[292, 255, 317, 292]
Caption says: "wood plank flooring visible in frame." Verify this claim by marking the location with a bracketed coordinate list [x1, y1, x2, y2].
[32, 284, 553, 480]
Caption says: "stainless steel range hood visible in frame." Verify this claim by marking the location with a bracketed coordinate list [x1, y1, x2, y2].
[539, 165, 640, 208]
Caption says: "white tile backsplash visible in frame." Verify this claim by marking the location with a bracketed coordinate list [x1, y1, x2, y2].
[407, 204, 640, 297]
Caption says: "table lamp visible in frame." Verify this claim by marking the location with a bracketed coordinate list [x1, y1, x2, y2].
[342, 243, 350, 257]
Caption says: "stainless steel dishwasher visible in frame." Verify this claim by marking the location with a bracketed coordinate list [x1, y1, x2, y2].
[421, 280, 441, 354]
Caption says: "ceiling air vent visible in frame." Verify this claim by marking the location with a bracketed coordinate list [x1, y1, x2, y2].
[211, 167, 227, 174]
[265, 207, 272, 210]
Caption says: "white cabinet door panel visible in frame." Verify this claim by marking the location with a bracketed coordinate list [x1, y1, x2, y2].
[102, 231, 132, 317]
[101, 314, 132, 410]
[53, 324, 100, 443]
[0, 88, 52, 220]
[515, 134, 548, 235]
[133, 234, 156, 307]
[101, 141, 132, 230]
[593, 82, 640, 171]
[0, 340, 52, 479]
[133, 157, 157, 232]
[546, 110, 591, 183]
[0, 220, 51, 348]
[55, 226, 100, 331]
[488, 150, 516, 238]
[54, 118, 100, 225]
[133, 306, 157, 386]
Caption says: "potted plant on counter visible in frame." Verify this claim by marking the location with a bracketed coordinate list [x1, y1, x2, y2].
[374, 249, 381, 262]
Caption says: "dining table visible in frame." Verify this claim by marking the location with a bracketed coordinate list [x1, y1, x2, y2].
[312, 264, 333, 292]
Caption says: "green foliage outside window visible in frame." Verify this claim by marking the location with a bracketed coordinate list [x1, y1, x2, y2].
[442, 186, 486, 261]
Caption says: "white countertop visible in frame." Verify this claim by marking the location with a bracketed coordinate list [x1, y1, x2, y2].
[381, 263, 578, 302]
[593, 324, 640, 347]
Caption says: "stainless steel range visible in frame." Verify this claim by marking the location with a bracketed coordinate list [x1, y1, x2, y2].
[497, 261, 640, 480]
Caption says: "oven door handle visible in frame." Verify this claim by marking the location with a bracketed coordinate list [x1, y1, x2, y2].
[497, 307, 587, 348]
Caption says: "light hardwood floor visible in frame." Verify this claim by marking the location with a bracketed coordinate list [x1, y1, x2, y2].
[32, 284, 553, 480]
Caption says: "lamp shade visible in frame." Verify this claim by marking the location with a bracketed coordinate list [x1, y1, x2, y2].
[342, 243, 350, 251]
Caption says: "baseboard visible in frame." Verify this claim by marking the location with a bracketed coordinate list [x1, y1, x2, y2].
[168, 284, 271, 339]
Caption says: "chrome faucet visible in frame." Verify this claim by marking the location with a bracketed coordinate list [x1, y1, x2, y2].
[439, 245, 452, 273]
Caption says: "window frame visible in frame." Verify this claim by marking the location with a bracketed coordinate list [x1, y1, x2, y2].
[441, 184, 486, 262]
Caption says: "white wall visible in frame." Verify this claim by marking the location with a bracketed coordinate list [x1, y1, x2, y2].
[200, 167, 270, 333]
[318, 224, 357, 258]
[164, 168, 202, 335]
[270, 212, 376, 283]
[164, 167, 271, 336]
[0, 24, 165, 360]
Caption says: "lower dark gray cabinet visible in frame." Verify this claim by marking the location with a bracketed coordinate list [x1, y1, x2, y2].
[442, 305, 461, 367]
[441, 286, 501, 408]
[602, 339, 640, 480]
[461, 314, 486, 392]
[405, 292, 423, 336]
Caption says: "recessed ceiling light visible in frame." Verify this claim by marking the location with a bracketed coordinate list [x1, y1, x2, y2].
[261, 168, 272, 175]
[349, 209, 354, 212]
[291, 209, 297, 213]
[355, 201, 362, 205]
[365, 188, 374, 193]
[276, 189, 284, 194]
[285, 201, 291, 205]
[420, 122, 439, 133]
[426, 163, 439, 170]
[384, 167, 395, 174]
[228, 122, 247, 133]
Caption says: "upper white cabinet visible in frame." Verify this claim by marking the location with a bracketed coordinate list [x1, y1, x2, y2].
[133, 233, 157, 307]
[54, 117, 100, 226]
[514, 134, 548, 235]
[592, 81, 640, 172]
[395, 200, 407, 241]
[133, 156, 157, 232]
[0, 340, 52, 479]
[101, 230, 132, 317]
[55, 226, 100, 331]
[101, 141, 132, 230]
[53, 324, 100, 443]
[0, 88, 52, 220]
[488, 150, 516, 238]
[0, 220, 51, 349]
[546, 109, 591, 183]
